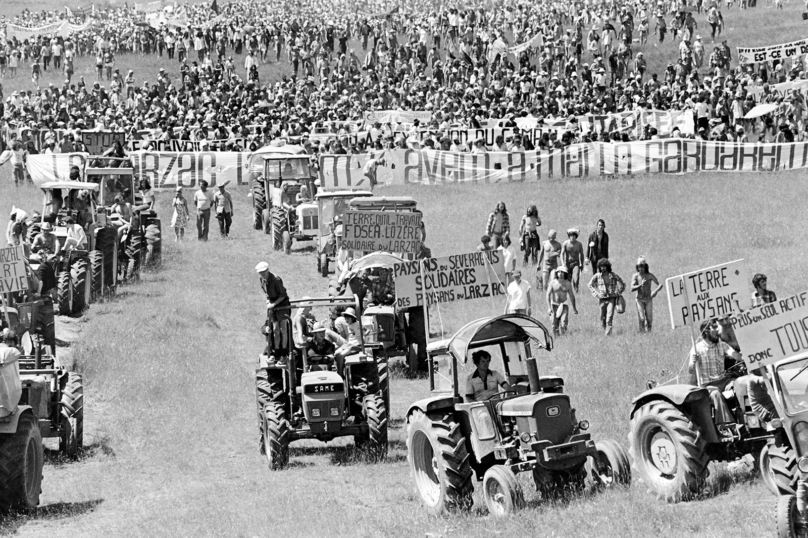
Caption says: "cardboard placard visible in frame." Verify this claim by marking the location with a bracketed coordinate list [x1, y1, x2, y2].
[0, 246, 28, 293]
[343, 210, 422, 254]
[666, 259, 750, 328]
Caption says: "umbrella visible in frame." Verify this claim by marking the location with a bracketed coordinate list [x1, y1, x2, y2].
[515, 115, 539, 130]
[744, 103, 778, 119]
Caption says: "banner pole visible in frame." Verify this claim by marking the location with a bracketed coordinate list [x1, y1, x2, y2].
[418, 258, 431, 375]
[681, 278, 702, 386]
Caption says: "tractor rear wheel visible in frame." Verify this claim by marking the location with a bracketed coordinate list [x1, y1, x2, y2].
[96, 227, 116, 294]
[406, 409, 474, 514]
[777, 494, 808, 538]
[126, 232, 143, 281]
[482, 465, 525, 517]
[59, 373, 84, 459]
[0, 413, 43, 514]
[262, 402, 290, 471]
[583, 439, 632, 491]
[71, 258, 88, 315]
[89, 251, 104, 302]
[355, 393, 388, 461]
[769, 444, 799, 496]
[271, 208, 287, 251]
[320, 253, 329, 277]
[56, 271, 72, 316]
[252, 180, 266, 230]
[628, 400, 709, 503]
[256, 369, 288, 452]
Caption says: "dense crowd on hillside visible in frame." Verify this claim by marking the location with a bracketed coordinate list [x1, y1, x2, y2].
[0, 0, 804, 157]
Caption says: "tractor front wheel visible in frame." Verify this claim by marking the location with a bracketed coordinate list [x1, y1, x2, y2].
[262, 402, 290, 471]
[406, 409, 474, 514]
[777, 494, 808, 538]
[271, 208, 287, 251]
[70, 257, 88, 315]
[628, 400, 710, 503]
[482, 465, 524, 517]
[56, 271, 72, 316]
[769, 444, 799, 496]
[59, 373, 84, 459]
[89, 251, 104, 302]
[355, 393, 388, 461]
[0, 413, 43, 514]
[583, 439, 632, 491]
[252, 180, 266, 230]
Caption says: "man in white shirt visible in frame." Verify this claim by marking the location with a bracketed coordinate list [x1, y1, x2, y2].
[193, 180, 215, 241]
[63, 216, 87, 251]
[505, 270, 531, 315]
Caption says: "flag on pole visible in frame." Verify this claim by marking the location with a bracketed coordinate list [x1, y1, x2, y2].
[210, 0, 219, 13]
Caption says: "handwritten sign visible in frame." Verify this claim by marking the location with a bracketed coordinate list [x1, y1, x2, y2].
[392, 251, 506, 308]
[343, 210, 422, 254]
[0, 246, 28, 293]
[666, 259, 750, 329]
[730, 291, 808, 369]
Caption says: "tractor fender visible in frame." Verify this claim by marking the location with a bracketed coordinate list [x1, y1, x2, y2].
[406, 396, 456, 419]
[630, 384, 721, 444]
[0, 406, 33, 435]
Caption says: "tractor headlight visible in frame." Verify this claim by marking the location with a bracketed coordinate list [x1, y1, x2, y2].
[794, 422, 808, 453]
[578, 420, 590, 431]
[798, 457, 808, 474]
[520, 432, 532, 443]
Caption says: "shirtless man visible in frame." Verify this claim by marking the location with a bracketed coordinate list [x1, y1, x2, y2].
[545, 266, 578, 336]
[561, 228, 584, 293]
[536, 229, 562, 292]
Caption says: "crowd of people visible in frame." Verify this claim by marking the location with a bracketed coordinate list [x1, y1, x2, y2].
[0, 0, 804, 163]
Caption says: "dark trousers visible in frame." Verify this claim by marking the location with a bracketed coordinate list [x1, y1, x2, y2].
[217, 211, 232, 237]
[197, 208, 211, 240]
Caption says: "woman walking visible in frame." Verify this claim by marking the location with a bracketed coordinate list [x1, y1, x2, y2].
[171, 186, 189, 242]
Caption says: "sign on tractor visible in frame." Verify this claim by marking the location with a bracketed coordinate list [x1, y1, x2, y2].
[392, 250, 506, 308]
[0, 245, 28, 293]
[729, 290, 808, 369]
[343, 210, 422, 254]
[665, 259, 750, 329]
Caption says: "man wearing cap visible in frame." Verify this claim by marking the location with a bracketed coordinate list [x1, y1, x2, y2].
[631, 256, 663, 332]
[194, 180, 214, 241]
[213, 181, 234, 239]
[505, 269, 531, 315]
[256, 262, 291, 355]
[307, 322, 346, 363]
[546, 266, 578, 336]
[561, 229, 584, 293]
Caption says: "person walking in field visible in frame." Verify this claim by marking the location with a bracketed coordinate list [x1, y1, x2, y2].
[518, 205, 541, 266]
[537, 229, 561, 292]
[585, 219, 609, 272]
[171, 186, 189, 242]
[631, 256, 663, 332]
[588, 258, 625, 336]
[214, 181, 234, 238]
[193, 180, 214, 241]
[486, 201, 510, 248]
[561, 228, 584, 293]
[546, 266, 578, 336]
[505, 269, 531, 315]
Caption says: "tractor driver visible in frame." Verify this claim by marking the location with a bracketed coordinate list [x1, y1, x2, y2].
[307, 322, 346, 369]
[465, 350, 511, 402]
[688, 319, 743, 437]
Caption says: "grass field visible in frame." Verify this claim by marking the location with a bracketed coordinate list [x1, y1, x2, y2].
[1, 1, 807, 537]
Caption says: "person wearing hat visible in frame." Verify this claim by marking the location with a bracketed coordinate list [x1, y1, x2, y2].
[333, 306, 362, 374]
[505, 269, 531, 316]
[630, 256, 663, 332]
[256, 261, 291, 356]
[306, 321, 346, 365]
[687, 319, 741, 436]
[545, 266, 578, 336]
[213, 181, 234, 239]
[6, 206, 27, 246]
[561, 228, 584, 293]
[31, 221, 60, 258]
[171, 186, 189, 242]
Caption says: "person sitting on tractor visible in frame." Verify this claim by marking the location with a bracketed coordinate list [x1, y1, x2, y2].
[296, 184, 312, 204]
[465, 349, 511, 402]
[31, 222, 60, 258]
[111, 194, 133, 239]
[688, 319, 743, 437]
[63, 216, 87, 253]
[307, 322, 346, 369]
[365, 268, 395, 306]
[256, 261, 291, 358]
[292, 297, 316, 349]
[333, 307, 362, 374]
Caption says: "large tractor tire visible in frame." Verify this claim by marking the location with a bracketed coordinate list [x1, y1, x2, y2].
[406, 409, 474, 514]
[354, 393, 388, 461]
[145, 222, 162, 269]
[376, 351, 390, 415]
[0, 413, 43, 514]
[262, 209, 272, 235]
[583, 439, 632, 491]
[256, 369, 288, 453]
[56, 270, 72, 316]
[126, 232, 143, 281]
[252, 180, 266, 230]
[89, 251, 104, 302]
[777, 494, 808, 538]
[261, 402, 290, 471]
[271, 207, 287, 252]
[769, 444, 799, 496]
[96, 227, 117, 294]
[482, 465, 525, 517]
[628, 400, 709, 503]
[59, 373, 84, 459]
[70, 258, 88, 316]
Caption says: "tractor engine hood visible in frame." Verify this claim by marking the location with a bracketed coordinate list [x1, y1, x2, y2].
[498, 393, 570, 417]
[499, 393, 574, 445]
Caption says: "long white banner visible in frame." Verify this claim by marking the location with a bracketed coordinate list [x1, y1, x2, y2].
[27, 153, 90, 185]
[319, 140, 808, 189]
[129, 151, 250, 187]
[738, 38, 808, 64]
[5, 20, 91, 41]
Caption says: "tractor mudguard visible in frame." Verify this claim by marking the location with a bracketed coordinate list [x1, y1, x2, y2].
[406, 395, 456, 419]
[0, 406, 33, 435]
[631, 384, 722, 444]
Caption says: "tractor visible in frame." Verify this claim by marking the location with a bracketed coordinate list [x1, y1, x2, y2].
[314, 190, 373, 278]
[31, 181, 119, 315]
[249, 145, 319, 253]
[627, 356, 791, 502]
[254, 296, 388, 470]
[406, 314, 631, 516]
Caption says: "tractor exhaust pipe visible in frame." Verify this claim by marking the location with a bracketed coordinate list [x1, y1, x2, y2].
[526, 357, 540, 394]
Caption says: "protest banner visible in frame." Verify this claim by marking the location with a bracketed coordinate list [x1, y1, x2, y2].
[747, 79, 808, 102]
[509, 32, 543, 55]
[0, 246, 28, 294]
[5, 20, 92, 41]
[392, 251, 506, 308]
[665, 259, 751, 329]
[578, 110, 695, 136]
[129, 151, 250, 187]
[729, 291, 808, 369]
[27, 153, 90, 185]
[738, 38, 808, 64]
[343, 211, 422, 254]
[365, 110, 432, 124]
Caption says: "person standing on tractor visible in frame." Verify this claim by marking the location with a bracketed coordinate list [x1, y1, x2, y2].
[587, 258, 625, 336]
[546, 266, 578, 336]
[0, 329, 20, 368]
[214, 182, 234, 239]
[464, 350, 511, 402]
[561, 228, 584, 293]
[256, 261, 291, 358]
[193, 180, 214, 241]
[631, 256, 663, 333]
[751, 273, 776, 307]
[688, 320, 742, 437]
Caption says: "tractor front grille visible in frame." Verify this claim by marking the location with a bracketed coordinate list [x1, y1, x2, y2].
[305, 399, 344, 422]
[534, 395, 573, 445]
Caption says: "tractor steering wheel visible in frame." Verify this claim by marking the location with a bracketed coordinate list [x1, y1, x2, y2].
[486, 390, 519, 402]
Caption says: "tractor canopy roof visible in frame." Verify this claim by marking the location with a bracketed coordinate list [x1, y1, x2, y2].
[348, 196, 418, 210]
[435, 314, 553, 362]
[40, 181, 100, 192]
[315, 190, 373, 200]
[346, 252, 405, 276]
[250, 144, 308, 158]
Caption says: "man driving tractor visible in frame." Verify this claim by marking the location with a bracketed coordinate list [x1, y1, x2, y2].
[464, 349, 512, 402]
